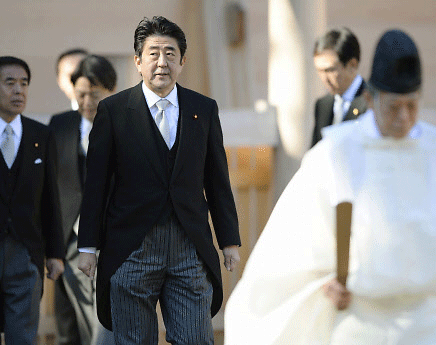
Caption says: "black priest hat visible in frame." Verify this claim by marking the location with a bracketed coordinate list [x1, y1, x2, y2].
[369, 29, 421, 94]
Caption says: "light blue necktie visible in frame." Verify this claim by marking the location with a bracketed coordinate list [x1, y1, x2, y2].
[333, 94, 344, 125]
[1, 124, 15, 168]
[81, 122, 92, 154]
[155, 99, 171, 148]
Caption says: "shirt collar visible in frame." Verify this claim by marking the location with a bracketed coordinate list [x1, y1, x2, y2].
[71, 99, 79, 111]
[340, 75, 363, 103]
[80, 116, 93, 132]
[0, 115, 22, 138]
[141, 83, 179, 109]
[360, 109, 421, 139]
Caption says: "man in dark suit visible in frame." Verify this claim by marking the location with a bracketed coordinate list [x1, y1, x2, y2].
[50, 55, 116, 345]
[78, 16, 241, 344]
[311, 28, 367, 147]
[0, 56, 64, 344]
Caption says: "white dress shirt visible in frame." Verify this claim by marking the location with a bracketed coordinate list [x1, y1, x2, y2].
[141, 82, 179, 149]
[333, 74, 363, 124]
[71, 99, 79, 111]
[80, 116, 93, 153]
[73, 116, 93, 238]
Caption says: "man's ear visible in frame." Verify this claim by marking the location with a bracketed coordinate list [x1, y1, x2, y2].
[363, 89, 374, 109]
[346, 58, 359, 71]
[134, 55, 142, 73]
[180, 55, 187, 66]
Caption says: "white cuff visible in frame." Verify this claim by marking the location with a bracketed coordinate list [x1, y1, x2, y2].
[78, 247, 97, 254]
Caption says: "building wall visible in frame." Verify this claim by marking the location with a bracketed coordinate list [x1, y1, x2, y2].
[0, 1, 201, 120]
[1, 1, 434, 124]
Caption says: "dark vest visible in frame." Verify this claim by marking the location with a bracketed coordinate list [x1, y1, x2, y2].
[0, 148, 22, 240]
[145, 109, 181, 225]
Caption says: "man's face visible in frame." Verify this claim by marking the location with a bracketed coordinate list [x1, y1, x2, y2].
[74, 76, 112, 123]
[57, 54, 85, 101]
[0, 65, 29, 122]
[314, 49, 358, 95]
[134, 35, 186, 98]
[373, 91, 420, 139]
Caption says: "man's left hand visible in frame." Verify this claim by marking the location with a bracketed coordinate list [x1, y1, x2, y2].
[223, 245, 240, 272]
[46, 258, 65, 280]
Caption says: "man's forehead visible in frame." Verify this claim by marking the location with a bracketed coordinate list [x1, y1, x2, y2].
[314, 50, 340, 69]
[75, 84, 105, 93]
[145, 35, 178, 49]
[380, 90, 421, 102]
[0, 65, 28, 80]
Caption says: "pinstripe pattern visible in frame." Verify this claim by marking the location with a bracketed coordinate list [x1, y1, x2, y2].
[0, 235, 42, 344]
[110, 214, 214, 345]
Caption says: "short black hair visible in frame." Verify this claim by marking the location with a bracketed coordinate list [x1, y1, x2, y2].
[0, 56, 31, 83]
[134, 16, 187, 63]
[56, 48, 88, 76]
[314, 28, 360, 66]
[70, 55, 117, 91]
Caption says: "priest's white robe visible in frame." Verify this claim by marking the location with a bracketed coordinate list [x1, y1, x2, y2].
[225, 111, 436, 345]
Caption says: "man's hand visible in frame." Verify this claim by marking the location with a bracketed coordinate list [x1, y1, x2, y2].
[223, 245, 240, 272]
[78, 252, 97, 279]
[322, 277, 352, 310]
[46, 258, 64, 280]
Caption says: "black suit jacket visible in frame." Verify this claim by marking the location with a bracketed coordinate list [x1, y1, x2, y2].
[0, 116, 64, 278]
[311, 80, 367, 147]
[49, 111, 83, 245]
[78, 83, 241, 330]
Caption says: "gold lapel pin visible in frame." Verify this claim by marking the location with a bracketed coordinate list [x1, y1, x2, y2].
[353, 108, 359, 116]
[193, 114, 198, 119]
[35, 143, 39, 147]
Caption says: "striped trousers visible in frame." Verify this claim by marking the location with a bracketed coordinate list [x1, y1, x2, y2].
[0, 235, 42, 345]
[110, 214, 214, 345]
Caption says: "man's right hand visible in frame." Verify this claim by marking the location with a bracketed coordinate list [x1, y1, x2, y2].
[322, 277, 352, 310]
[78, 252, 97, 279]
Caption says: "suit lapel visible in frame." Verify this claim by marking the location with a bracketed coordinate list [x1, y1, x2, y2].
[64, 112, 82, 188]
[72, 112, 83, 187]
[126, 83, 167, 185]
[171, 84, 197, 183]
[13, 117, 36, 200]
[344, 80, 367, 121]
[321, 95, 335, 127]
[0, 156, 8, 204]
[344, 96, 366, 121]
[171, 85, 186, 183]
